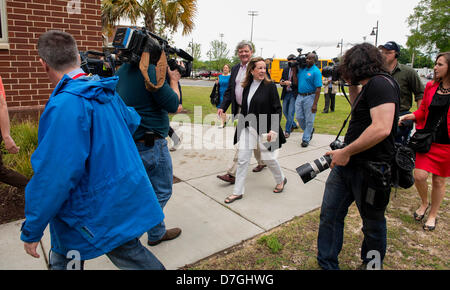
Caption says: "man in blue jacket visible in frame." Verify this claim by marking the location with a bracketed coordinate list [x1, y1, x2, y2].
[21, 30, 165, 270]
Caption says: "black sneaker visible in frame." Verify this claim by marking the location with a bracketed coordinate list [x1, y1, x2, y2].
[301, 141, 309, 147]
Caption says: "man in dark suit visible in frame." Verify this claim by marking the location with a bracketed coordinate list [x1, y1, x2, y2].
[280, 54, 298, 138]
[216, 41, 266, 184]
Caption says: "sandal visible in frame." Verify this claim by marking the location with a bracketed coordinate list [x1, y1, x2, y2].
[423, 218, 437, 231]
[224, 194, 243, 204]
[273, 177, 287, 193]
[413, 203, 430, 221]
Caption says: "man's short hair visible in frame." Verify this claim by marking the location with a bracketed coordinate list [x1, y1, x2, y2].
[38, 30, 79, 72]
[236, 40, 253, 52]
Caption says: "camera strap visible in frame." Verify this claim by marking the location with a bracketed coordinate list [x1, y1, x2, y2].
[139, 50, 168, 92]
[334, 86, 364, 142]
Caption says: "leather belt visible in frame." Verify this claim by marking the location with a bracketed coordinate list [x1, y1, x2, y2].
[298, 92, 315, 96]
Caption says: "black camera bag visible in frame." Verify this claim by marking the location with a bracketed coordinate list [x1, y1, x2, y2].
[391, 143, 415, 189]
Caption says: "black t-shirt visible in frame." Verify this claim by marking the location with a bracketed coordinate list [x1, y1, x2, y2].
[344, 75, 400, 163]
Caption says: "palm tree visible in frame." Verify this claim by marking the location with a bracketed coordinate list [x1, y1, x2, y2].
[102, 0, 197, 37]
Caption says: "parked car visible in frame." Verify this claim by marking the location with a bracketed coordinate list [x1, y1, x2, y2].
[198, 71, 211, 78]
[426, 72, 434, 80]
[210, 71, 221, 77]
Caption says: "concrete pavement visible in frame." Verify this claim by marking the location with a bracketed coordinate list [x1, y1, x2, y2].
[0, 123, 334, 270]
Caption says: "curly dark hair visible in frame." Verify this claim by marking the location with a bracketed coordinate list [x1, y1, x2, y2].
[339, 43, 386, 85]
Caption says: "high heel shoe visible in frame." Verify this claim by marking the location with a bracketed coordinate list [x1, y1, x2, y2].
[423, 218, 437, 231]
[413, 203, 430, 221]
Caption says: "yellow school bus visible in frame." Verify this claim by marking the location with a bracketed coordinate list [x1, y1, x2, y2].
[269, 58, 333, 83]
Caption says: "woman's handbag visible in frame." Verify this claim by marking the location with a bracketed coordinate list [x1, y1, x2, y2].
[210, 83, 220, 106]
[408, 129, 434, 153]
[408, 115, 443, 153]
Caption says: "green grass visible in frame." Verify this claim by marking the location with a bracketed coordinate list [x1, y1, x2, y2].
[1, 120, 38, 178]
[185, 183, 449, 270]
[173, 86, 353, 136]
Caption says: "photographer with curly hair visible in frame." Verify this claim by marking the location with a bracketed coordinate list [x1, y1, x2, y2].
[317, 43, 400, 270]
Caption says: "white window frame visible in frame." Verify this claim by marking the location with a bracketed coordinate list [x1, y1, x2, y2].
[0, 0, 9, 49]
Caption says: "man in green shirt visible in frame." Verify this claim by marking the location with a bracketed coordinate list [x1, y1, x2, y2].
[379, 41, 425, 144]
[116, 61, 183, 246]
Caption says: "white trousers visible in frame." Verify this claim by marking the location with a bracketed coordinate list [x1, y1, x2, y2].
[233, 127, 285, 196]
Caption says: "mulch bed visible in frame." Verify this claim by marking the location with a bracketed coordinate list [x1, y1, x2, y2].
[0, 186, 25, 225]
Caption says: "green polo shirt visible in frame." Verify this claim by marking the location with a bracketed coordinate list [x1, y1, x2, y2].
[390, 63, 424, 112]
[115, 63, 179, 139]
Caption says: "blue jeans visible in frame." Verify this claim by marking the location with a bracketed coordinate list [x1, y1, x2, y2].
[48, 238, 165, 270]
[395, 111, 413, 145]
[295, 93, 316, 142]
[136, 139, 173, 243]
[317, 165, 388, 270]
[282, 91, 296, 134]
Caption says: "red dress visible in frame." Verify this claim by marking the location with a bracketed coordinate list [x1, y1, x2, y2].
[413, 82, 450, 177]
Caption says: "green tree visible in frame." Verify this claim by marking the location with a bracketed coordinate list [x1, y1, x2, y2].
[407, 0, 450, 53]
[102, 0, 198, 37]
[208, 40, 231, 71]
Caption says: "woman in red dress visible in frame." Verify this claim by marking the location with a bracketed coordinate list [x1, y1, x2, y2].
[399, 52, 450, 231]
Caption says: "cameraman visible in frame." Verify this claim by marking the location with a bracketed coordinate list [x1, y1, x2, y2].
[295, 52, 323, 147]
[116, 51, 182, 247]
[317, 43, 399, 270]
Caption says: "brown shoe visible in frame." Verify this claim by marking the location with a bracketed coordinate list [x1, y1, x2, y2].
[252, 165, 267, 172]
[217, 174, 235, 184]
[148, 227, 182, 246]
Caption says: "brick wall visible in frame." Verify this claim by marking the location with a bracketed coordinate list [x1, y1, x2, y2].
[0, 0, 103, 115]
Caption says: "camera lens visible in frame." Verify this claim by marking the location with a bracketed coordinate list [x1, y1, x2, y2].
[296, 155, 332, 184]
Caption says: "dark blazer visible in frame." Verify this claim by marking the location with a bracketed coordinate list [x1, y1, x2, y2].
[280, 67, 298, 100]
[219, 63, 241, 117]
[234, 80, 286, 151]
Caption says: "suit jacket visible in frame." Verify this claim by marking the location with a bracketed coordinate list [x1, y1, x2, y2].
[280, 67, 298, 100]
[219, 63, 241, 117]
[234, 80, 286, 151]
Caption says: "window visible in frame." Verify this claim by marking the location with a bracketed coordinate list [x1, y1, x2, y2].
[279, 61, 289, 70]
[0, 0, 8, 48]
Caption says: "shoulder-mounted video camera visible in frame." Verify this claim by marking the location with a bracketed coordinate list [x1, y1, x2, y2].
[80, 27, 193, 78]
[288, 48, 317, 69]
[322, 57, 341, 82]
[113, 27, 193, 77]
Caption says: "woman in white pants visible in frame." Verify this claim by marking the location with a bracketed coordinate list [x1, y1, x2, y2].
[224, 57, 287, 204]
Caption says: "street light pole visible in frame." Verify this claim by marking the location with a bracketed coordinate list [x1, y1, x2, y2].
[370, 20, 379, 47]
[248, 10, 259, 43]
[337, 39, 343, 57]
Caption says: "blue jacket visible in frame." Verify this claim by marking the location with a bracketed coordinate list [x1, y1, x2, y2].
[20, 74, 164, 260]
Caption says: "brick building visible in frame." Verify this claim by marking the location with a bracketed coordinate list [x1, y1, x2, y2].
[0, 0, 103, 119]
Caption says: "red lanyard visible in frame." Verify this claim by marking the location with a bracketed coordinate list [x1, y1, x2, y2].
[72, 73, 88, 79]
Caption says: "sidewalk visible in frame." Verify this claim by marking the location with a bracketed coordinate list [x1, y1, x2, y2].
[0, 123, 334, 270]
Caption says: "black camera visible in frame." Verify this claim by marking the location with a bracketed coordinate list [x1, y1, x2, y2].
[322, 58, 341, 81]
[288, 48, 310, 69]
[113, 27, 193, 77]
[80, 50, 121, 77]
[296, 139, 346, 184]
[80, 27, 193, 78]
